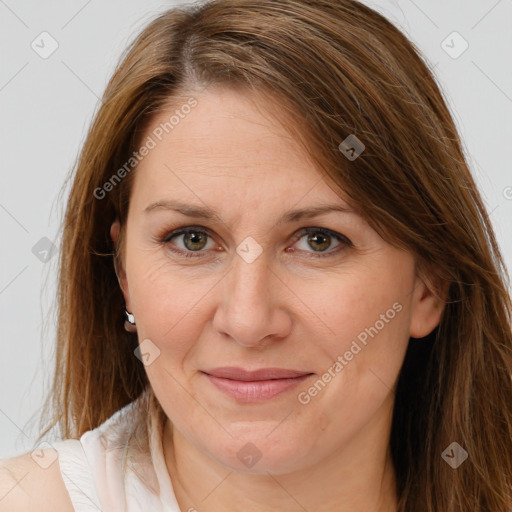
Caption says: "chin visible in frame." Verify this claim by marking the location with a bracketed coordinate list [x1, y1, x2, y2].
[208, 434, 310, 475]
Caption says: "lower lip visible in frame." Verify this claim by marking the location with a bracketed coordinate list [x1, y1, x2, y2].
[203, 373, 313, 402]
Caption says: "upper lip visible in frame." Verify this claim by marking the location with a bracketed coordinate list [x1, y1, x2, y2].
[203, 367, 313, 381]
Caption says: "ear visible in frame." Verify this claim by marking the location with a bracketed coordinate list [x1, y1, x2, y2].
[409, 272, 448, 338]
[110, 219, 131, 309]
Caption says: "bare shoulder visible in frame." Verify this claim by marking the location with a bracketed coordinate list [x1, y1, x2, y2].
[0, 449, 74, 512]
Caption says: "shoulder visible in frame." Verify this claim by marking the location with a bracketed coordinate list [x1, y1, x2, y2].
[0, 449, 74, 512]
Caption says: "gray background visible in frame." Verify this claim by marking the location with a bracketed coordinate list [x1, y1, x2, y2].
[0, 0, 511, 459]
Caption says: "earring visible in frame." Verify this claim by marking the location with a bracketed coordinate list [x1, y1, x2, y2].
[124, 308, 137, 333]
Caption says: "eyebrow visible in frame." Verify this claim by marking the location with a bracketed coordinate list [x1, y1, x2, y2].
[144, 200, 354, 224]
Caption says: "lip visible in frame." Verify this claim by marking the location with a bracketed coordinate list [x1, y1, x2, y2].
[202, 367, 314, 402]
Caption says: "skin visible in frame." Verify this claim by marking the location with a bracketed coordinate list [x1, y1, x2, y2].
[110, 86, 445, 512]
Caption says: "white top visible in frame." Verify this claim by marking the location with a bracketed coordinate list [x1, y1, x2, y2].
[51, 390, 182, 511]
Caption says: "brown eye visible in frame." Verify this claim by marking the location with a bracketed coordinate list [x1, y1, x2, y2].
[163, 227, 215, 257]
[306, 232, 331, 251]
[292, 227, 352, 257]
[181, 230, 209, 251]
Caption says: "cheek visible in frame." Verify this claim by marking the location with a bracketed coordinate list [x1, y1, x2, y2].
[293, 262, 412, 356]
[290, 267, 411, 444]
[125, 248, 230, 371]
[290, 261, 413, 420]
[126, 258, 212, 417]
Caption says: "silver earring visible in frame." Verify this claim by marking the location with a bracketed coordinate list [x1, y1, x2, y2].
[124, 308, 137, 332]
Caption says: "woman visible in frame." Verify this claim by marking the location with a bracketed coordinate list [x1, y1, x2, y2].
[1, 0, 511, 510]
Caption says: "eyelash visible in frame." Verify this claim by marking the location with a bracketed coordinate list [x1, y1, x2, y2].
[156, 226, 353, 259]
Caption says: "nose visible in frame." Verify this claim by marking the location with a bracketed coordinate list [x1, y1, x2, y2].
[211, 250, 293, 348]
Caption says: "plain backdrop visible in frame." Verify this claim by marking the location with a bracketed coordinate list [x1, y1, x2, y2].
[1, 0, 511, 459]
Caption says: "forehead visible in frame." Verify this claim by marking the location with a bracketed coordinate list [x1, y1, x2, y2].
[137, 87, 312, 173]
[130, 87, 350, 214]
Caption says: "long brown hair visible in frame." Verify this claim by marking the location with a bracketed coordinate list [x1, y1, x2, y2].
[38, 0, 512, 509]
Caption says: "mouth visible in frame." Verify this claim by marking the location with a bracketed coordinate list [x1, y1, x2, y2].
[201, 367, 315, 402]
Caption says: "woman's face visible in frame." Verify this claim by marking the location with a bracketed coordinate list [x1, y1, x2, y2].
[112, 86, 443, 475]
